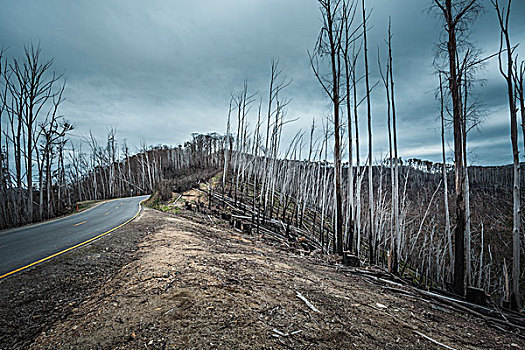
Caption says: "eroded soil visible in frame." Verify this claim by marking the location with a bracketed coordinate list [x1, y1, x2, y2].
[19, 208, 524, 349]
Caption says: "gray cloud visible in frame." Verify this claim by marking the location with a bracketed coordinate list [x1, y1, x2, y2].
[1, 0, 524, 164]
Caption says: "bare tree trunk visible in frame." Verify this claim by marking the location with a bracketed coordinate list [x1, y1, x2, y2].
[352, 43, 362, 257]
[362, 0, 375, 263]
[449, 9, 466, 297]
[388, 19, 400, 275]
[493, 0, 521, 309]
[515, 61, 525, 153]
[21, 45, 57, 223]
[462, 74, 472, 286]
[342, 0, 358, 253]
[478, 221, 484, 288]
[223, 98, 233, 203]
[378, 45, 393, 271]
[439, 74, 453, 280]
[432, 0, 481, 296]
[311, 0, 345, 255]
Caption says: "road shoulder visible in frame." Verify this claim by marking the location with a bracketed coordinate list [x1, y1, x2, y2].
[0, 208, 160, 350]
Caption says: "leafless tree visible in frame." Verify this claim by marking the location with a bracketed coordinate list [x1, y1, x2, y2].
[439, 73, 453, 280]
[362, 0, 375, 263]
[378, 45, 393, 269]
[378, 18, 401, 274]
[387, 20, 401, 275]
[493, 0, 521, 310]
[431, 0, 483, 296]
[16, 44, 60, 222]
[310, 0, 346, 255]
[39, 81, 72, 219]
[341, 0, 361, 254]
[514, 60, 524, 152]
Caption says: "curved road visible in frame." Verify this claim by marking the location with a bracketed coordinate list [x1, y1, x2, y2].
[0, 195, 149, 278]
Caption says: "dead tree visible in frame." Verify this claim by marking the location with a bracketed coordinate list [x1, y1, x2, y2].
[439, 73, 453, 280]
[4, 54, 26, 226]
[39, 81, 71, 219]
[387, 19, 400, 275]
[15, 44, 58, 223]
[310, 0, 346, 255]
[362, 0, 375, 263]
[493, 0, 521, 310]
[432, 0, 482, 296]
[378, 18, 401, 274]
[0, 49, 7, 227]
[378, 45, 393, 269]
[341, 0, 360, 253]
[351, 42, 363, 256]
[514, 60, 524, 152]
[222, 97, 233, 202]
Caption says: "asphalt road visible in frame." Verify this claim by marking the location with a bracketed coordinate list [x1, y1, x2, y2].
[0, 195, 149, 278]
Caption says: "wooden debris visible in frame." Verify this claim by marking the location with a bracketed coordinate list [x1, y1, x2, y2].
[272, 329, 302, 337]
[414, 330, 455, 350]
[352, 269, 525, 335]
[296, 291, 319, 313]
[376, 303, 388, 309]
[272, 329, 287, 337]
[206, 190, 322, 251]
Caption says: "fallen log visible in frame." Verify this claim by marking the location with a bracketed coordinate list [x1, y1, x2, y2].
[351, 268, 525, 335]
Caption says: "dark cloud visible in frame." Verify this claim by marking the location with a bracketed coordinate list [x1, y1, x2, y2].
[0, 0, 524, 164]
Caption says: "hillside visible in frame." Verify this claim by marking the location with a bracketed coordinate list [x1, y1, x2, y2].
[0, 205, 520, 349]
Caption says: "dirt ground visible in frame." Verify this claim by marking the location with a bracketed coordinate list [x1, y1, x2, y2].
[0, 208, 162, 350]
[13, 208, 521, 349]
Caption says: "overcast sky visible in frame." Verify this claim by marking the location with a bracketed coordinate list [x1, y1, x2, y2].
[1, 0, 524, 165]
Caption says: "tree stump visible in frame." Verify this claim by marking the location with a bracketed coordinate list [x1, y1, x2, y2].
[466, 286, 488, 306]
[243, 222, 252, 234]
[343, 252, 360, 267]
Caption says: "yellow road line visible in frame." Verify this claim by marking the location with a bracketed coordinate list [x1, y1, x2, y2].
[74, 221, 87, 226]
[104, 212, 109, 215]
[0, 198, 146, 281]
